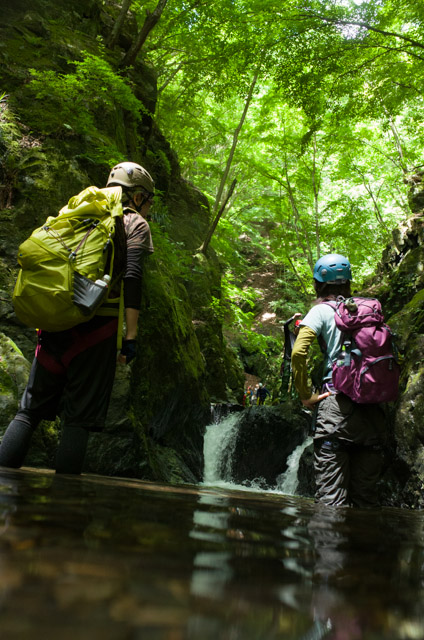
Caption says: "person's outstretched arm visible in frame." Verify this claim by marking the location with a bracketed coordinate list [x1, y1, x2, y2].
[291, 326, 329, 408]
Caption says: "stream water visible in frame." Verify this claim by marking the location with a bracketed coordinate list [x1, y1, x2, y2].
[1, 417, 424, 639]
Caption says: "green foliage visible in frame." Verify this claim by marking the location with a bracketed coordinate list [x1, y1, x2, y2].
[136, 0, 424, 377]
[21, 51, 147, 164]
[149, 189, 169, 227]
[218, 270, 281, 377]
[146, 148, 172, 177]
[147, 221, 192, 282]
[4, 0, 424, 385]
[158, 80, 413, 282]
[0, 98, 47, 209]
[221, 271, 259, 332]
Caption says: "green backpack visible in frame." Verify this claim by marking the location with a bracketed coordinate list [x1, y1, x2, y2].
[13, 185, 124, 332]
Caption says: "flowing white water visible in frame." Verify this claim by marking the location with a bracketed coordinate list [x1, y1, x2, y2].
[276, 437, 313, 495]
[202, 412, 311, 496]
[203, 413, 241, 486]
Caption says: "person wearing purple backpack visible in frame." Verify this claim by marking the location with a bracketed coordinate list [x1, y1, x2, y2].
[291, 254, 387, 508]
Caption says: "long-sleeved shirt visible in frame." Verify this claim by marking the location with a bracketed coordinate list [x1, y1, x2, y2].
[291, 326, 317, 400]
[111, 207, 154, 310]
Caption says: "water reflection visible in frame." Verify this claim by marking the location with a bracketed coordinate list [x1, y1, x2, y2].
[0, 468, 423, 639]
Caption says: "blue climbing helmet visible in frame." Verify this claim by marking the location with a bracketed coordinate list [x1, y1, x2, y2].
[313, 254, 352, 283]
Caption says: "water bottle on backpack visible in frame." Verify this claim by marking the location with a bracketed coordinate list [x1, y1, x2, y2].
[74, 273, 112, 316]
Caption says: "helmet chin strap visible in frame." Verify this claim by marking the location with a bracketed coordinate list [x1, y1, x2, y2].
[123, 190, 149, 213]
[133, 195, 149, 213]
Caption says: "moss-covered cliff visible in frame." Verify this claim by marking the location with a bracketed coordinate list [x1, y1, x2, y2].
[361, 172, 424, 507]
[0, 0, 244, 482]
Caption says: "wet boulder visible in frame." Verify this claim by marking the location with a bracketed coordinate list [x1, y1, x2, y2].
[229, 404, 310, 486]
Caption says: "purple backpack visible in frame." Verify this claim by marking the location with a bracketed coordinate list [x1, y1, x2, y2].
[324, 297, 400, 404]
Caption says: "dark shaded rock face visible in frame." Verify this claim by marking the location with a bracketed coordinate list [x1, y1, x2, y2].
[210, 403, 244, 424]
[230, 405, 310, 486]
[405, 170, 424, 214]
[297, 443, 315, 498]
[361, 173, 424, 508]
[0, 0, 244, 483]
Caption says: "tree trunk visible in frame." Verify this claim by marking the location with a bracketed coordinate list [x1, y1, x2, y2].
[365, 181, 390, 233]
[389, 117, 408, 174]
[352, 161, 390, 234]
[198, 179, 237, 255]
[287, 255, 309, 296]
[197, 63, 261, 254]
[379, 99, 409, 174]
[283, 160, 314, 269]
[120, 0, 169, 69]
[211, 65, 261, 216]
[107, 0, 132, 50]
[311, 133, 321, 260]
[158, 62, 184, 93]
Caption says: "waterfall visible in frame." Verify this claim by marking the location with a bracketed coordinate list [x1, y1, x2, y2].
[203, 413, 241, 485]
[276, 437, 313, 495]
[203, 411, 311, 496]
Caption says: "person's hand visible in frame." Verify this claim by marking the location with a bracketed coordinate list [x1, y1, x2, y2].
[294, 312, 302, 318]
[118, 339, 137, 364]
[301, 392, 330, 409]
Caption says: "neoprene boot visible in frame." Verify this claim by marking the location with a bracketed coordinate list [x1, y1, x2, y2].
[0, 416, 38, 468]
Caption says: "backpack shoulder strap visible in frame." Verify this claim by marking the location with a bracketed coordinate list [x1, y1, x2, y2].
[321, 298, 354, 357]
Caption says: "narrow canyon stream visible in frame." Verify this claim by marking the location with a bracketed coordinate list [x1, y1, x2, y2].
[0, 416, 423, 639]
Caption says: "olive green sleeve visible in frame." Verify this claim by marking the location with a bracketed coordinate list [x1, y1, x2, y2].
[291, 326, 317, 400]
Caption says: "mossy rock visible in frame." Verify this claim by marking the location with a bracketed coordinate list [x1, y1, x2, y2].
[388, 289, 424, 352]
[0, 332, 31, 429]
[394, 334, 424, 449]
[380, 246, 424, 315]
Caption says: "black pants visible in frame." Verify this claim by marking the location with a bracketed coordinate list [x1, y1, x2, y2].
[0, 318, 118, 473]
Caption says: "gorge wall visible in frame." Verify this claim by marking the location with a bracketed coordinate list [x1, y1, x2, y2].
[1, 0, 424, 508]
[367, 172, 424, 508]
[0, 0, 244, 482]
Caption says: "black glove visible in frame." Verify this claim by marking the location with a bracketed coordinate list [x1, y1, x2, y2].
[120, 339, 137, 364]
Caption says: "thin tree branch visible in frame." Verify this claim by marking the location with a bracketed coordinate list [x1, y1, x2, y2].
[107, 0, 132, 49]
[198, 179, 237, 255]
[158, 62, 184, 93]
[120, 0, 169, 69]
[211, 63, 261, 216]
[301, 12, 424, 51]
[287, 255, 309, 296]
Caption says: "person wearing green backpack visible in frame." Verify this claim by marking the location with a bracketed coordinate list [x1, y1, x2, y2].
[0, 162, 154, 474]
